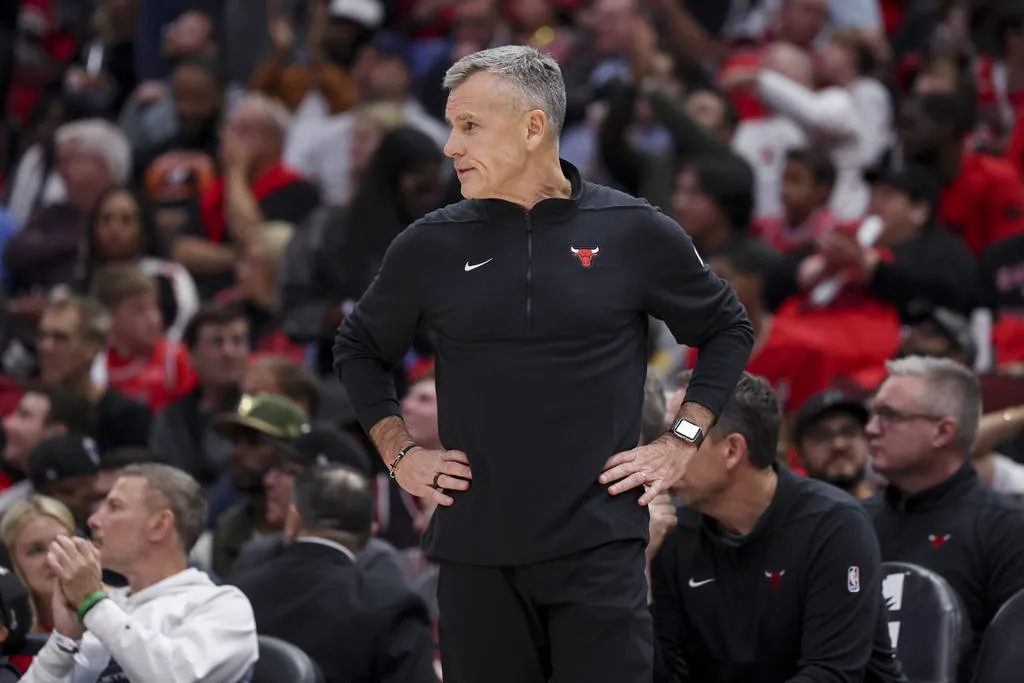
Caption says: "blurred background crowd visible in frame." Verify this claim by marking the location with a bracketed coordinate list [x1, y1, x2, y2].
[0, 0, 1023, 681]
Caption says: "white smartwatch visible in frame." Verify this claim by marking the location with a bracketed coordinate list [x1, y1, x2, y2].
[671, 418, 705, 448]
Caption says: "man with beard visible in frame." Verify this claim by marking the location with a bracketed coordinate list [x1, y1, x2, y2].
[135, 55, 227, 238]
[794, 390, 878, 500]
[199, 393, 310, 579]
[898, 91, 1024, 255]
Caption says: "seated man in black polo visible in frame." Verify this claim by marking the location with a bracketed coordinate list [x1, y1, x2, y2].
[865, 355, 1024, 682]
[652, 372, 906, 683]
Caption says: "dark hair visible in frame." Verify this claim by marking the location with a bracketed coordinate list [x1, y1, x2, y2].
[82, 187, 159, 289]
[293, 465, 375, 550]
[182, 302, 247, 350]
[785, 148, 837, 189]
[709, 372, 781, 469]
[686, 155, 755, 231]
[685, 86, 739, 136]
[99, 447, 163, 471]
[254, 355, 320, 417]
[24, 384, 96, 437]
[333, 127, 443, 298]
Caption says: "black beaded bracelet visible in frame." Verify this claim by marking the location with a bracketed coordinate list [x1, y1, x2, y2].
[388, 443, 418, 479]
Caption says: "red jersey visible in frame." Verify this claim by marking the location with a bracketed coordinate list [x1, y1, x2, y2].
[974, 57, 1024, 139]
[687, 315, 836, 415]
[939, 151, 1024, 255]
[752, 208, 852, 253]
[105, 339, 197, 413]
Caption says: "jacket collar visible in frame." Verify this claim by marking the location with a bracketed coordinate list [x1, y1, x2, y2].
[884, 461, 977, 512]
[481, 159, 584, 223]
[291, 536, 357, 565]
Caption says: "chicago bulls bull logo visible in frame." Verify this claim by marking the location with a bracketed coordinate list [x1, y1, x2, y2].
[765, 570, 786, 589]
[928, 533, 952, 549]
[570, 244, 600, 268]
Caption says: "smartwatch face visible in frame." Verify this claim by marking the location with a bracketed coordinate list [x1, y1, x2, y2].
[674, 420, 701, 441]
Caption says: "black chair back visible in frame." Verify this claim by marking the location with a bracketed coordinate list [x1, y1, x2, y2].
[971, 586, 1024, 683]
[252, 635, 323, 683]
[882, 561, 970, 683]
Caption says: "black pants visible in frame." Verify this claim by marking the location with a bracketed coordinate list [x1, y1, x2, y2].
[437, 540, 653, 683]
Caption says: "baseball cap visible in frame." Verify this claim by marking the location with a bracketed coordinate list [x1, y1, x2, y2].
[876, 166, 941, 216]
[291, 422, 373, 476]
[213, 394, 310, 445]
[794, 390, 869, 444]
[0, 565, 31, 653]
[28, 434, 101, 489]
[903, 302, 976, 364]
[328, 0, 385, 29]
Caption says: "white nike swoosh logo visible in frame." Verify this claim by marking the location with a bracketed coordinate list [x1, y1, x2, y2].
[688, 578, 715, 588]
[464, 259, 493, 272]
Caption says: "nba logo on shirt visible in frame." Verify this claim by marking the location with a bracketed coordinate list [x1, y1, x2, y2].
[847, 566, 860, 593]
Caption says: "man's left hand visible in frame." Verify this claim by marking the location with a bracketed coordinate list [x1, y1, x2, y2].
[599, 436, 694, 505]
[48, 536, 104, 608]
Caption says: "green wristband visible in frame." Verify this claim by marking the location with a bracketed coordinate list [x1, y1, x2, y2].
[77, 590, 108, 620]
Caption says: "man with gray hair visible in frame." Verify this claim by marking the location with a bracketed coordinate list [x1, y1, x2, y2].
[334, 44, 753, 682]
[23, 463, 258, 683]
[172, 92, 320, 298]
[3, 119, 130, 295]
[864, 356, 1024, 682]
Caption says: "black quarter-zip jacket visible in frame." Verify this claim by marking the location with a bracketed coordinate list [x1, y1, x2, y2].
[652, 467, 907, 683]
[864, 464, 1024, 682]
[334, 160, 754, 565]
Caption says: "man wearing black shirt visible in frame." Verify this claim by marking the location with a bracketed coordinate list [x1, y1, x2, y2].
[864, 355, 1024, 682]
[652, 373, 905, 683]
[334, 45, 753, 683]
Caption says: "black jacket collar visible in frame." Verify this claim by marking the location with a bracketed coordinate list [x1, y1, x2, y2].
[481, 159, 584, 223]
[883, 462, 977, 512]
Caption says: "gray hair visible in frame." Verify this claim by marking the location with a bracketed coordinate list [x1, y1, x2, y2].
[232, 92, 291, 139]
[885, 355, 982, 448]
[55, 119, 131, 185]
[443, 45, 567, 137]
[120, 463, 207, 554]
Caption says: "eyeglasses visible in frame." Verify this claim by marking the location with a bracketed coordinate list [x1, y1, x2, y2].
[867, 405, 945, 430]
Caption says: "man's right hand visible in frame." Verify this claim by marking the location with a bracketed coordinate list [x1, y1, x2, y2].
[395, 448, 472, 507]
[50, 580, 84, 641]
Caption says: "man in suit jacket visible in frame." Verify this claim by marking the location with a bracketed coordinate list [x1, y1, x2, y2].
[232, 464, 438, 683]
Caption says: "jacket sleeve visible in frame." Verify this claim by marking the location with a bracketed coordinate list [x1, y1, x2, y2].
[18, 637, 75, 683]
[983, 505, 1024, 626]
[333, 225, 427, 434]
[868, 236, 978, 313]
[375, 593, 440, 683]
[81, 588, 259, 683]
[642, 211, 754, 418]
[786, 507, 885, 683]
[756, 71, 858, 141]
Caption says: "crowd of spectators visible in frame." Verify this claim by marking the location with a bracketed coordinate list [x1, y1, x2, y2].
[0, 0, 1022, 681]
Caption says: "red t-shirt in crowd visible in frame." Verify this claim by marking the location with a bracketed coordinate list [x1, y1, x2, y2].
[687, 315, 836, 415]
[105, 339, 197, 413]
[938, 151, 1024, 255]
[752, 208, 853, 253]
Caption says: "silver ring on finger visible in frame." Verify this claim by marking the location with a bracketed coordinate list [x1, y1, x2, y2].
[432, 472, 444, 490]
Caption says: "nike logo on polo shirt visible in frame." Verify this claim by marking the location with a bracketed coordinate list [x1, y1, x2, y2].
[465, 259, 493, 271]
[688, 577, 715, 588]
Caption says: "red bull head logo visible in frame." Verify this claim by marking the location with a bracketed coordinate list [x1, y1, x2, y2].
[570, 244, 600, 268]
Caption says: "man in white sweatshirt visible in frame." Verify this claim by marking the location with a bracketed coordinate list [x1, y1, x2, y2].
[23, 463, 259, 683]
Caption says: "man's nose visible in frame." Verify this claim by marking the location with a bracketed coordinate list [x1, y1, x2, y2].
[443, 132, 460, 159]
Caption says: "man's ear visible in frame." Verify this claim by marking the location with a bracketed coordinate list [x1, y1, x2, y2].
[0, 624, 9, 644]
[524, 110, 548, 151]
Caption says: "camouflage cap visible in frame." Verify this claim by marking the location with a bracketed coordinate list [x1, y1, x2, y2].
[213, 393, 310, 441]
